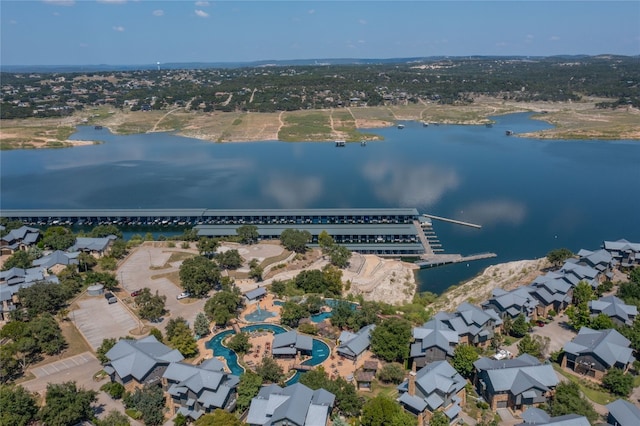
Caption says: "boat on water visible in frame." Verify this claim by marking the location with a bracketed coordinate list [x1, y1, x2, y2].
[397, 124, 405, 129]
[335, 140, 346, 147]
[505, 130, 513, 136]
[361, 140, 367, 146]
[422, 122, 429, 127]
[485, 123, 493, 128]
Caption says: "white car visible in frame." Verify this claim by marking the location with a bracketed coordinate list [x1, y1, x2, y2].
[176, 292, 191, 300]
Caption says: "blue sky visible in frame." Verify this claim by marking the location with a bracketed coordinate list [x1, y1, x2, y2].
[2, 1, 639, 65]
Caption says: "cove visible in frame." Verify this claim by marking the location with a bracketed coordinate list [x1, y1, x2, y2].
[1, 113, 639, 293]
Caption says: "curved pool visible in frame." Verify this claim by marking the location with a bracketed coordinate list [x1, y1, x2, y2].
[206, 323, 331, 384]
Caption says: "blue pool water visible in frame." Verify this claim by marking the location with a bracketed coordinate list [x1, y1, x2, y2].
[244, 308, 277, 322]
[273, 300, 285, 306]
[310, 311, 332, 323]
[206, 323, 331, 384]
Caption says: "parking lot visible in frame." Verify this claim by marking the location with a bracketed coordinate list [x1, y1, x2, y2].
[117, 244, 206, 333]
[531, 315, 577, 356]
[72, 296, 140, 350]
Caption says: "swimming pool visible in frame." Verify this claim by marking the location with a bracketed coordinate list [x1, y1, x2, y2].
[206, 323, 331, 384]
[310, 311, 333, 323]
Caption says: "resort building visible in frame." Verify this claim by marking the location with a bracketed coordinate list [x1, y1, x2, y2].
[336, 324, 376, 361]
[474, 354, 559, 412]
[104, 335, 184, 391]
[527, 273, 573, 317]
[162, 359, 240, 420]
[0, 225, 40, 254]
[606, 399, 640, 426]
[435, 302, 502, 349]
[518, 408, 589, 426]
[410, 319, 459, 369]
[32, 250, 79, 273]
[558, 261, 601, 288]
[246, 382, 335, 426]
[603, 239, 640, 268]
[272, 330, 313, 359]
[481, 287, 539, 321]
[244, 287, 267, 304]
[562, 327, 635, 380]
[589, 295, 637, 327]
[575, 248, 614, 277]
[70, 235, 117, 257]
[397, 361, 466, 425]
[0, 266, 58, 321]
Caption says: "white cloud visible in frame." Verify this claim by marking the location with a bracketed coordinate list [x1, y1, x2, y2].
[10, 19, 17, 24]
[358, 19, 367, 25]
[112, 26, 125, 32]
[52, 11, 60, 16]
[152, 9, 164, 16]
[42, 0, 75, 6]
[195, 9, 209, 18]
[496, 41, 508, 47]
[525, 34, 534, 43]
[454, 200, 526, 227]
[98, 0, 127, 3]
[195, 1, 210, 6]
[550, 35, 560, 41]
[79, 43, 89, 48]
[308, 9, 315, 14]
[362, 161, 459, 208]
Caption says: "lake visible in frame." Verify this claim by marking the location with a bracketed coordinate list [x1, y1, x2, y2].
[1, 113, 639, 293]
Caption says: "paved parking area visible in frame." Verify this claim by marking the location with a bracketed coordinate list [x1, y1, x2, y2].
[31, 352, 96, 378]
[72, 297, 140, 350]
[531, 315, 577, 357]
[118, 244, 206, 333]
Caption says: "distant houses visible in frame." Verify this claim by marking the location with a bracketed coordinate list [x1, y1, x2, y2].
[0, 266, 58, 321]
[435, 302, 502, 349]
[562, 327, 635, 380]
[409, 319, 459, 369]
[518, 407, 590, 426]
[589, 295, 637, 327]
[0, 225, 40, 254]
[336, 324, 375, 361]
[70, 235, 117, 257]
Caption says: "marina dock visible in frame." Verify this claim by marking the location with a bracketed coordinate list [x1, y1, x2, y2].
[415, 252, 497, 269]
[422, 214, 482, 229]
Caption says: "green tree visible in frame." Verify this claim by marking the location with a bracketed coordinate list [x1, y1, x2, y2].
[546, 382, 598, 423]
[109, 239, 128, 259]
[590, 313, 615, 330]
[602, 368, 634, 396]
[255, 356, 284, 384]
[88, 224, 122, 238]
[218, 249, 243, 270]
[29, 313, 66, 355]
[197, 237, 219, 258]
[280, 300, 310, 327]
[17, 281, 68, 317]
[195, 409, 247, 426]
[318, 230, 335, 254]
[510, 313, 529, 338]
[149, 327, 164, 343]
[166, 317, 198, 358]
[135, 288, 166, 321]
[361, 394, 416, 426]
[280, 229, 311, 253]
[370, 318, 412, 363]
[547, 248, 574, 267]
[0, 345, 22, 382]
[299, 366, 362, 417]
[452, 344, 479, 379]
[194, 312, 211, 337]
[96, 410, 131, 426]
[237, 225, 259, 244]
[2, 250, 35, 271]
[430, 410, 449, 426]
[123, 385, 165, 426]
[204, 289, 242, 327]
[39, 381, 97, 426]
[298, 323, 318, 335]
[0, 384, 38, 426]
[85, 271, 118, 291]
[173, 413, 187, 426]
[248, 259, 263, 281]
[96, 337, 117, 364]
[179, 255, 221, 297]
[227, 332, 252, 354]
[42, 226, 76, 250]
[236, 370, 263, 413]
[321, 265, 344, 297]
[568, 281, 596, 329]
[330, 300, 355, 329]
[329, 244, 352, 268]
[517, 334, 542, 359]
[78, 251, 97, 272]
[376, 362, 406, 384]
[100, 382, 125, 399]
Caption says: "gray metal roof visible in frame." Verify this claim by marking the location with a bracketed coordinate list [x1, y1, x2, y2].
[245, 287, 267, 301]
[606, 399, 640, 426]
[519, 408, 591, 425]
[589, 296, 637, 325]
[105, 335, 184, 381]
[336, 324, 375, 358]
[563, 327, 635, 368]
[196, 223, 420, 236]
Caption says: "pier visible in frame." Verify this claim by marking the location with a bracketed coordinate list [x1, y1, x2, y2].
[415, 252, 497, 269]
[422, 214, 482, 229]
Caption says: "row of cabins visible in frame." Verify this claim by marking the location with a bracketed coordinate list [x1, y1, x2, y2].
[0, 228, 118, 321]
[103, 335, 336, 424]
[395, 240, 639, 423]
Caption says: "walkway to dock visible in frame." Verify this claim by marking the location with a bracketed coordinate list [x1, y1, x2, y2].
[413, 220, 434, 256]
[422, 214, 482, 229]
[415, 252, 497, 268]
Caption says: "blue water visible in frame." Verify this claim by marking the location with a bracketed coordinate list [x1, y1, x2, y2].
[311, 311, 332, 323]
[273, 300, 285, 306]
[205, 323, 330, 383]
[2, 114, 639, 292]
[244, 307, 277, 322]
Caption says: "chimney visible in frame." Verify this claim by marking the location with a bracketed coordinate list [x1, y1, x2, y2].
[408, 371, 416, 396]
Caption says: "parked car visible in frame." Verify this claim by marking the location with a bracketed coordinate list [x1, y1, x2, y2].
[131, 289, 142, 297]
[176, 292, 191, 300]
[536, 320, 545, 327]
[104, 292, 117, 304]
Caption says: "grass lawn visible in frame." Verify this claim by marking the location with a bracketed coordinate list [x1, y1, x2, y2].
[553, 364, 617, 405]
[364, 380, 398, 399]
[279, 111, 333, 141]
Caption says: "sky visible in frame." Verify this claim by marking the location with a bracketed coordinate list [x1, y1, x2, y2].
[1, 1, 639, 66]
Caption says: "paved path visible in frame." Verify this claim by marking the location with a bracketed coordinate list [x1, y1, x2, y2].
[73, 297, 139, 350]
[31, 352, 96, 378]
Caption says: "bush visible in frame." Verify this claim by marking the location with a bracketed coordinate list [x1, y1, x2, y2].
[376, 363, 406, 384]
[100, 382, 125, 399]
[298, 323, 318, 335]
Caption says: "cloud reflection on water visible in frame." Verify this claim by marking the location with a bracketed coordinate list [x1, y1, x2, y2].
[261, 173, 323, 208]
[361, 160, 459, 207]
[454, 199, 526, 227]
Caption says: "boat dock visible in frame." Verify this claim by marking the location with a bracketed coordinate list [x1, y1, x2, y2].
[415, 252, 497, 269]
[422, 214, 482, 229]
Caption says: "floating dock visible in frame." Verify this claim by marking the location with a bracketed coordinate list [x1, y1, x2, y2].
[422, 214, 482, 229]
[415, 252, 497, 269]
